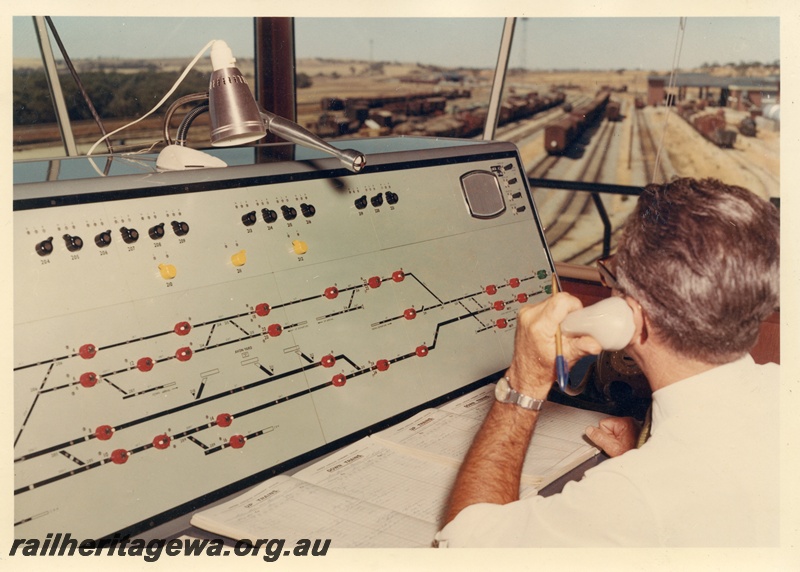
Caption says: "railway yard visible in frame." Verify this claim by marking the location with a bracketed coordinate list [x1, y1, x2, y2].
[13, 61, 780, 266]
[294, 68, 778, 265]
[497, 92, 779, 264]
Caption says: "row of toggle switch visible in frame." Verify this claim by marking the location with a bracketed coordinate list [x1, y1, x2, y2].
[241, 203, 316, 227]
[35, 221, 190, 256]
[354, 191, 399, 210]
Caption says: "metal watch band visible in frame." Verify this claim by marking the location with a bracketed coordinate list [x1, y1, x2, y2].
[502, 376, 545, 411]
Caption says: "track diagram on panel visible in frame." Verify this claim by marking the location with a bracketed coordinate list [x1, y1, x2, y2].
[13, 267, 553, 503]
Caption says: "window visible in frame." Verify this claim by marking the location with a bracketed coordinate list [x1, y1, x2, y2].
[503, 17, 779, 264]
[13, 16, 779, 267]
[13, 16, 254, 157]
[294, 18, 505, 140]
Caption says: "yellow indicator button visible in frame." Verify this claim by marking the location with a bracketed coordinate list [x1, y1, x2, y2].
[292, 240, 308, 255]
[158, 263, 177, 280]
[231, 250, 247, 267]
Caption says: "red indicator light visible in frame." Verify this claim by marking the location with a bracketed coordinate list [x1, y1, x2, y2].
[175, 347, 193, 361]
[153, 434, 171, 449]
[95, 425, 114, 441]
[174, 321, 192, 335]
[79, 344, 97, 359]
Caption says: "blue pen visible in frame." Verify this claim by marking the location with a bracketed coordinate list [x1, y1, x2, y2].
[552, 274, 570, 391]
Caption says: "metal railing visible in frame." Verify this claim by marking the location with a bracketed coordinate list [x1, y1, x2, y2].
[529, 178, 642, 260]
[530, 178, 780, 262]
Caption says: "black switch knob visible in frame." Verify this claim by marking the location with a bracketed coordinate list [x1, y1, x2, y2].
[95, 230, 112, 248]
[262, 208, 278, 224]
[63, 234, 84, 252]
[149, 223, 165, 240]
[120, 226, 139, 244]
[370, 193, 384, 207]
[354, 195, 368, 210]
[35, 237, 54, 256]
[281, 205, 297, 221]
[242, 211, 257, 226]
[300, 203, 316, 218]
[385, 191, 399, 205]
[172, 221, 190, 236]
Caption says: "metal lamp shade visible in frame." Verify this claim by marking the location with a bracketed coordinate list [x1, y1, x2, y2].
[208, 67, 266, 147]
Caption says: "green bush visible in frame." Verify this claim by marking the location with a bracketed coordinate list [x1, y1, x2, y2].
[13, 68, 210, 126]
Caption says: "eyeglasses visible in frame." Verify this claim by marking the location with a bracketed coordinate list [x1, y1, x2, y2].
[596, 256, 619, 290]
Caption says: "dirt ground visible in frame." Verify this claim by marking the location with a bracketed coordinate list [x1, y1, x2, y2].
[643, 106, 779, 200]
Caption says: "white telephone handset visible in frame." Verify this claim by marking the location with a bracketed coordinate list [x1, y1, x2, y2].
[560, 296, 635, 351]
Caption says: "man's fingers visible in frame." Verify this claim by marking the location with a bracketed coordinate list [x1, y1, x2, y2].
[585, 425, 629, 458]
[599, 417, 623, 434]
[545, 292, 585, 324]
[585, 425, 611, 448]
[569, 335, 603, 359]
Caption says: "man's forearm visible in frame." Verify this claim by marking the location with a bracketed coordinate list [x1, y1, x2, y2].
[442, 400, 539, 525]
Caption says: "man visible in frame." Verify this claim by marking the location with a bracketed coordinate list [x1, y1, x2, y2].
[435, 178, 780, 547]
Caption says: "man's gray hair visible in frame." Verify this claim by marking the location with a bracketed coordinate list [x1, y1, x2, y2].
[615, 178, 779, 364]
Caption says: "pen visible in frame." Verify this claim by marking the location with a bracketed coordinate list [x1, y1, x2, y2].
[552, 274, 569, 392]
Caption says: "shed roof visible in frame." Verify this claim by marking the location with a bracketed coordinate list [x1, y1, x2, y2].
[647, 73, 779, 89]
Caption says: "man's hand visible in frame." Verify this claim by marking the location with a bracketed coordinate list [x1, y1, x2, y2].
[441, 293, 604, 527]
[506, 292, 603, 399]
[585, 417, 641, 457]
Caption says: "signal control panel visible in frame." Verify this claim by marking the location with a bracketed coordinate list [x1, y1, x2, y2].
[13, 138, 554, 539]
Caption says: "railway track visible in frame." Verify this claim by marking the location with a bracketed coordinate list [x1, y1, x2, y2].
[495, 95, 592, 143]
[635, 108, 668, 184]
[542, 120, 618, 248]
[506, 114, 628, 267]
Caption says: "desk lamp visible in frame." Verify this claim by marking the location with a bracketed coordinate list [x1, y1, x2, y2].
[157, 41, 366, 172]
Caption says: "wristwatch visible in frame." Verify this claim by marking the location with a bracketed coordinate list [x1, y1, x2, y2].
[495, 376, 545, 411]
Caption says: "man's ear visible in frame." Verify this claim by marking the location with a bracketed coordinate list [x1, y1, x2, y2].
[626, 296, 647, 345]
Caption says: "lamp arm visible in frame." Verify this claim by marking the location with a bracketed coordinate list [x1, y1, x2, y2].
[162, 92, 210, 145]
[259, 109, 366, 173]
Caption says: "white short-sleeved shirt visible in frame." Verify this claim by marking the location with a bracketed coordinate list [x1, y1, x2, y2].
[435, 355, 779, 547]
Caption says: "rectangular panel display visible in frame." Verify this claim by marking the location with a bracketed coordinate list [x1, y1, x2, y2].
[13, 138, 555, 539]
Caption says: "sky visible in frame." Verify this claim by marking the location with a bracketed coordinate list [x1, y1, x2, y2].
[11, 16, 779, 72]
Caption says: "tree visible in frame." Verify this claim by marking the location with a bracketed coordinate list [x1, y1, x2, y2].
[296, 73, 313, 89]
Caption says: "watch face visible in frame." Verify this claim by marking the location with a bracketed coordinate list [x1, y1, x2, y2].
[495, 376, 511, 402]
